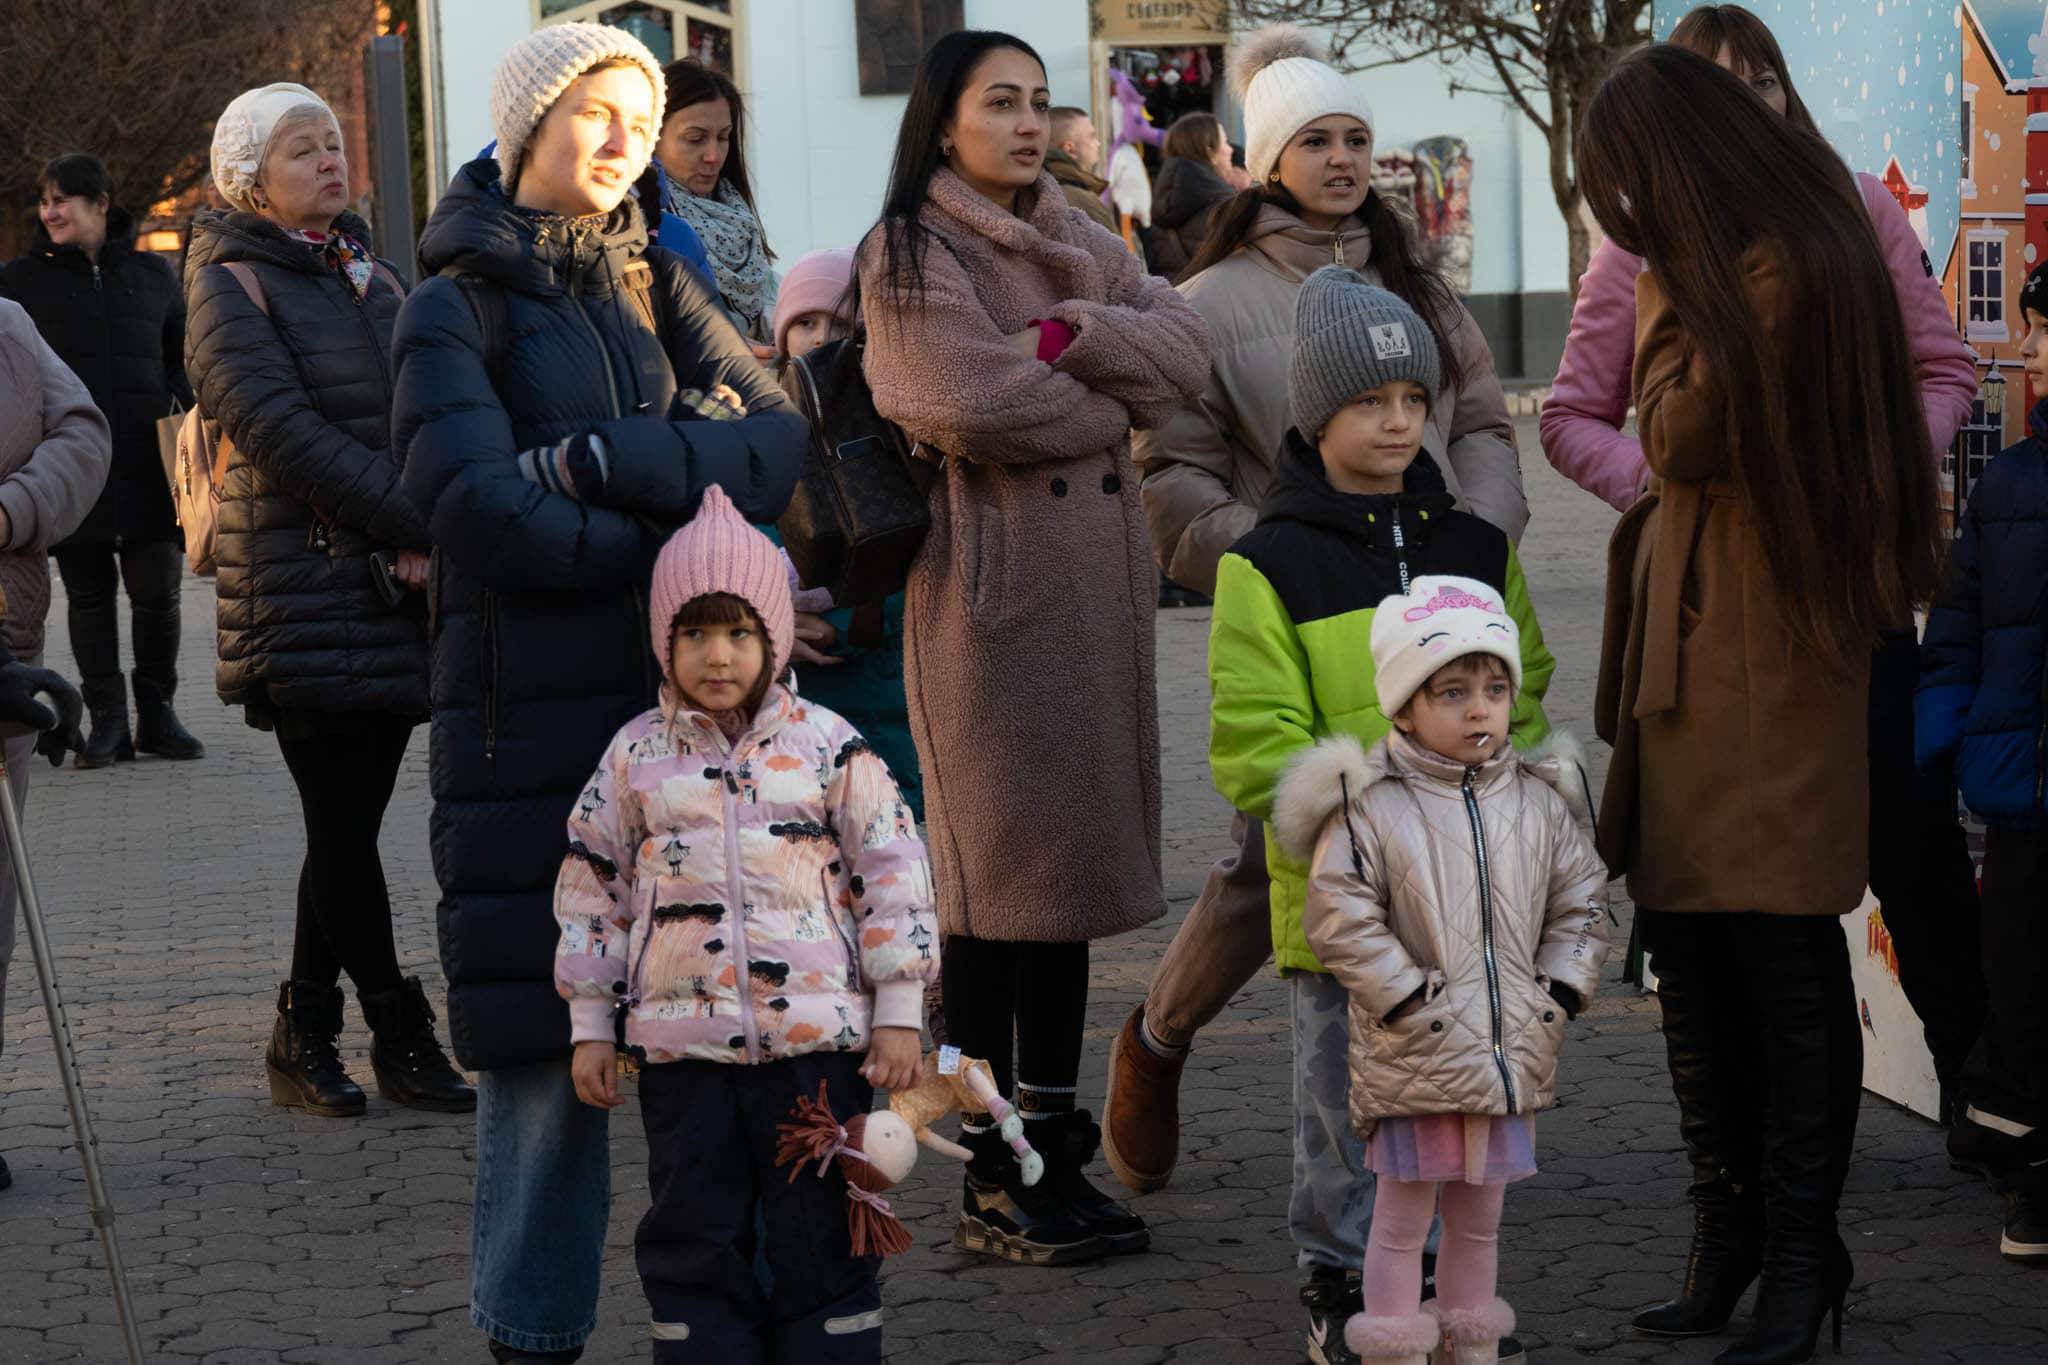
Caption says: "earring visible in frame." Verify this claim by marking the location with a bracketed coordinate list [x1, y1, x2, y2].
[941, 142, 953, 156]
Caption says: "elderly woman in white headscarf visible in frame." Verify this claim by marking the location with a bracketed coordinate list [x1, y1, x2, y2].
[183, 83, 472, 1128]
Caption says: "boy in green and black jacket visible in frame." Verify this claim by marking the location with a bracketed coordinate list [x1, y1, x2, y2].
[1206, 266, 1554, 1347]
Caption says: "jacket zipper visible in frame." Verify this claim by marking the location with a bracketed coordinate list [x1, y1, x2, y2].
[1331, 230, 1343, 265]
[703, 722, 762, 1062]
[480, 590, 500, 764]
[1391, 506, 1411, 593]
[1461, 767, 1518, 1113]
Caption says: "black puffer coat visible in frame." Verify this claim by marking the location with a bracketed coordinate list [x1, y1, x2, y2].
[0, 208, 190, 543]
[1149, 157, 1236, 280]
[393, 158, 805, 1071]
[184, 209, 430, 718]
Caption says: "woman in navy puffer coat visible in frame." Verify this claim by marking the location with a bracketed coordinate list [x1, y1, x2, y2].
[391, 32, 803, 1361]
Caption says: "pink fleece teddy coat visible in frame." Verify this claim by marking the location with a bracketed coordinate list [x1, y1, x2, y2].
[1541, 172, 1978, 511]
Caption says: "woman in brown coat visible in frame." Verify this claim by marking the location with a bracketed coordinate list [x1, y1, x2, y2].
[1581, 47, 1942, 1365]
[856, 29, 1210, 1265]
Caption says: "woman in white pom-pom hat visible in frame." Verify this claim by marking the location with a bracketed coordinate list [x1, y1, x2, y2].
[387, 21, 806, 1363]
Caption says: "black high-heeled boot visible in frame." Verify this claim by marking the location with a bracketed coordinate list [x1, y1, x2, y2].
[359, 977, 474, 1112]
[1635, 911, 1766, 1337]
[1715, 918, 1862, 1365]
[265, 980, 366, 1117]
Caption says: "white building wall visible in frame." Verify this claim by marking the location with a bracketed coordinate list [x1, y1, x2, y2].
[423, 1, 1563, 295]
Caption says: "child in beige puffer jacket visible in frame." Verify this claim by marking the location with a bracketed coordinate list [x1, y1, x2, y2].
[1272, 575, 1610, 1365]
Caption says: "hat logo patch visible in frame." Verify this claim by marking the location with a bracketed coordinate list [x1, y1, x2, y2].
[1403, 586, 1502, 622]
[1370, 323, 1412, 360]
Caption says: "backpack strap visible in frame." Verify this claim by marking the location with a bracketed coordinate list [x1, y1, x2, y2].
[220, 260, 269, 316]
[439, 267, 509, 384]
[620, 257, 670, 356]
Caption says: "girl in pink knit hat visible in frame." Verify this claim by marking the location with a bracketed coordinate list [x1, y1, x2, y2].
[552, 485, 935, 1361]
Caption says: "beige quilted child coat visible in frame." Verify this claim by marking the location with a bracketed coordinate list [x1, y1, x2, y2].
[1273, 729, 1610, 1138]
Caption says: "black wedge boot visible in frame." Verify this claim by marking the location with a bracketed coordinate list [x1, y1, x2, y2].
[266, 980, 365, 1117]
[359, 977, 474, 1113]
[1036, 1109, 1150, 1255]
[73, 675, 133, 769]
[955, 1124, 1104, 1266]
[132, 674, 203, 760]
[1635, 911, 1766, 1337]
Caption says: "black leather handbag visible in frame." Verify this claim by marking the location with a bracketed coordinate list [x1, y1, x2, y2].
[776, 335, 935, 606]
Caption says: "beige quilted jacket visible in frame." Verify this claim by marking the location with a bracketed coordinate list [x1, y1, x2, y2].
[1273, 730, 1610, 1139]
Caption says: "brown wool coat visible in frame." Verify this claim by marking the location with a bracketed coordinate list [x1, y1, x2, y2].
[860, 168, 1211, 941]
[1594, 252, 1869, 916]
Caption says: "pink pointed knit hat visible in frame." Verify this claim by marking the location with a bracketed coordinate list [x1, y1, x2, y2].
[648, 485, 793, 685]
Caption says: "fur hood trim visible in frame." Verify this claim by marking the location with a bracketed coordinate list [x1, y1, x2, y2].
[1229, 23, 1326, 100]
[1269, 730, 1596, 861]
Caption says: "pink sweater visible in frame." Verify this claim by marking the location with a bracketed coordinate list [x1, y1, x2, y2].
[1540, 172, 1979, 511]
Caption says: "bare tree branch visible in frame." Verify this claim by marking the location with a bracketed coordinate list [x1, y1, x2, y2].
[0, 0, 373, 257]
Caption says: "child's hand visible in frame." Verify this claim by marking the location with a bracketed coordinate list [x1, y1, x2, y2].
[571, 1040, 623, 1109]
[862, 1026, 922, 1091]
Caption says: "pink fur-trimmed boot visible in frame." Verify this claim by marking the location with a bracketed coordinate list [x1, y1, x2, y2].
[1343, 1309, 1441, 1365]
[1428, 1298, 1516, 1365]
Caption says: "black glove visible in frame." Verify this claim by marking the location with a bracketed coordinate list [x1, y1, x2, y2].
[516, 432, 610, 501]
[1546, 980, 1584, 1021]
[0, 660, 84, 767]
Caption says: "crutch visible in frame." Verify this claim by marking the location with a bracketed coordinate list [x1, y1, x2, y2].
[1, 752, 146, 1364]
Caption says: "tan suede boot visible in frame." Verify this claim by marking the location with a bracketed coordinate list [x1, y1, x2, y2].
[1101, 1005, 1185, 1193]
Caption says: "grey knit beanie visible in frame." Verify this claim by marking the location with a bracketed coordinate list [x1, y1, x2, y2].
[490, 22, 665, 191]
[1289, 267, 1441, 440]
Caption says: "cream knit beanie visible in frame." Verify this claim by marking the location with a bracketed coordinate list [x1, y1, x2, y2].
[648, 485, 795, 688]
[1371, 576, 1522, 718]
[1230, 24, 1375, 186]
[210, 83, 339, 213]
[490, 21, 665, 190]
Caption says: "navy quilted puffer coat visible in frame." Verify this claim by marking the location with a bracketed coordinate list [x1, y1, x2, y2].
[392, 158, 805, 1071]
[1919, 398, 2048, 827]
[184, 209, 430, 717]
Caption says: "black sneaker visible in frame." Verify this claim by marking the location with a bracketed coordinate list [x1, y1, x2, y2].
[1302, 1265, 1364, 1365]
[1036, 1110, 1150, 1254]
[2002, 1161, 2048, 1262]
[955, 1128, 1105, 1266]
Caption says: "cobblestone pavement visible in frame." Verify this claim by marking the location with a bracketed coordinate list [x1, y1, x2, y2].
[2, 422, 2042, 1363]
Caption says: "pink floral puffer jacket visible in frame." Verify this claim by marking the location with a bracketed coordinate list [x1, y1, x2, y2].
[553, 684, 937, 1065]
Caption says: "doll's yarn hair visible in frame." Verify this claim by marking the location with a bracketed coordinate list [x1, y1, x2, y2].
[774, 1083, 914, 1258]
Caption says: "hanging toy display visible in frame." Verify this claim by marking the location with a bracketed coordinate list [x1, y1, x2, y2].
[1412, 135, 1476, 295]
[1106, 65, 1164, 248]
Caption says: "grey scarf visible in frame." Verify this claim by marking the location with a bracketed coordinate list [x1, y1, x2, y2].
[665, 177, 777, 341]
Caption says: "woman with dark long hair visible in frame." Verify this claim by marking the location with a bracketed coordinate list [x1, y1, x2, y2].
[854, 28, 1209, 1267]
[1549, 5, 1990, 1348]
[656, 58, 777, 350]
[1582, 44, 1943, 1365]
[1107, 25, 1529, 1359]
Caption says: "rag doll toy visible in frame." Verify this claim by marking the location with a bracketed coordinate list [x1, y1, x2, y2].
[775, 1050, 1042, 1257]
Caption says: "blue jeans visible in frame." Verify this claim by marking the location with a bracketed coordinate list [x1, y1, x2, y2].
[472, 1057, 611, 1354]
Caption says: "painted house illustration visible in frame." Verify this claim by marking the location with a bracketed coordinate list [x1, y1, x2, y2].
[1939, 2, 2048, 508]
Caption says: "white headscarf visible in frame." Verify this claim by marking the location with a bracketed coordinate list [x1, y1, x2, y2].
[210, 83, 338, 213]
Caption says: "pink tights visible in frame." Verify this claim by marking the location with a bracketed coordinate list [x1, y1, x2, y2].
[1361, 1176, 1506, 1316]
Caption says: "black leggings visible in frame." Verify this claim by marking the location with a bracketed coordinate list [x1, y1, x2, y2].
[276, 718, 413, 994]
[940, 936, 1089, 1100]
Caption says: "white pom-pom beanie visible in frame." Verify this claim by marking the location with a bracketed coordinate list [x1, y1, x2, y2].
[1370, 576, 1522, 717]
[1230, 23, 1376, 186]
[490, 21, 665, 191]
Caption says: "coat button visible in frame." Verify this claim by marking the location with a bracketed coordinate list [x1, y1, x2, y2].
[1543, 1010, 1556, 1023]
[1102, 472, 1122, 494]
[1050, 477, 1068, 497]
[1429, 1020, 1443, 1033]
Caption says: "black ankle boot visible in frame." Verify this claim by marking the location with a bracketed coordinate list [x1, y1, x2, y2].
[74, 676, 133, 769]
[955, 1125, 1104, 1266]
[1634, 1176, 1765, 1336]
[132, 675, 203, 759]
[1036, 1109, 1150, 1254]
[359, 977, 475, 1113]
[266, 980, 365, 1117]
